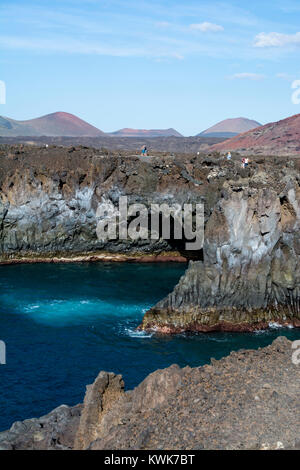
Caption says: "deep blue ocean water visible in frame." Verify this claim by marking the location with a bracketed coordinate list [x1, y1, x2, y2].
[0, 262, 299, 431]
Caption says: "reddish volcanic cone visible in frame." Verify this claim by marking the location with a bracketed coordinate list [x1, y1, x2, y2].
[198, 117, 261, 138]
[0, 112, 104, 137]
[20, 112, 105, 137]
[211, 114, 300, 156]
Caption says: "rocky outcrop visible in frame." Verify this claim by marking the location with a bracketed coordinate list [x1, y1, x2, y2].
[88, 364, 186, 450]
[0, 404, 82, 450]
[1, 337, 299, 450]
[141, 168, 300, 332]
[74, 372, 124, 450]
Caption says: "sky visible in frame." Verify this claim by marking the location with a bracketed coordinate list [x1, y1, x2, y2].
[1, 0, 300, 135]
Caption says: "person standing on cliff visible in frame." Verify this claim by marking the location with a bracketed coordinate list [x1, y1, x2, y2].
[141, 145, 148, 156]
[227, 152, 232, 160]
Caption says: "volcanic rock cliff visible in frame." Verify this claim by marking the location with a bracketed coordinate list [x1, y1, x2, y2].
[141, 162, 300, 332]
[0, 145, 224, 261]
[1, 145, 300, 330]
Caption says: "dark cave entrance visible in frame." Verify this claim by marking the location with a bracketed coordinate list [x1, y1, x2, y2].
[149, 212, 204, 261]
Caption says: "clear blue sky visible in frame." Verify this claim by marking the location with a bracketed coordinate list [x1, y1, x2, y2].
[1, 0, 300, 135]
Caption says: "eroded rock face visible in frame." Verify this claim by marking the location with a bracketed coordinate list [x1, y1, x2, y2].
[89, 365, 187, 450]
[0, 146, 215, 259]
[141, 171, 300, 332]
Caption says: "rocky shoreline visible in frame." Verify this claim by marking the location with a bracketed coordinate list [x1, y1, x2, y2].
[0, 337, 299, 450]
[139, 310, 299, 334]
[0, 251, 187, 265]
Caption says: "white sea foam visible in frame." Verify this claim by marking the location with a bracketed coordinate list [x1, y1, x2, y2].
[141, 307, 151, 314]
[208, 336, 230, 342]
[254, 329, 267, 335]
[25, 304, 40, 310]
[269, 322, 283, 329]
[124, 327, 153, 338]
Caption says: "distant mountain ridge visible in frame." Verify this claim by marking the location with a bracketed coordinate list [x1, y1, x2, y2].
[211, 113, 300, 156]
[0, 112, 105, 137]
[0, 113, 263, 139]
[109, 128, 183, 137]
[198, 117, 261, 138]
[0, 113, 183, 138]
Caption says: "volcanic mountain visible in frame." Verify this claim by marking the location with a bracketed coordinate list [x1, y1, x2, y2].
[198, 117, 261, 138]
[211, 113, 300, 156]
[109, 128, 183, 137]
[0, 112, 105, 137]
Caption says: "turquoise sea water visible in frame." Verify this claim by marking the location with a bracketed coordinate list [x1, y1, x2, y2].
[0, 262, 299, 431]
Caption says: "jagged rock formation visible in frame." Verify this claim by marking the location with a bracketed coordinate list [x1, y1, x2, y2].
[1, 337, 299, 450]
[74, 372, 125, 450]
[141, 165, 300, 332]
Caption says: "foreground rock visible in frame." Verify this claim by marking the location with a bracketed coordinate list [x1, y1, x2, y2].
[74, 372, 125, 450]
[1, 337, 299, 450]
[0, 404, 82, 450]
